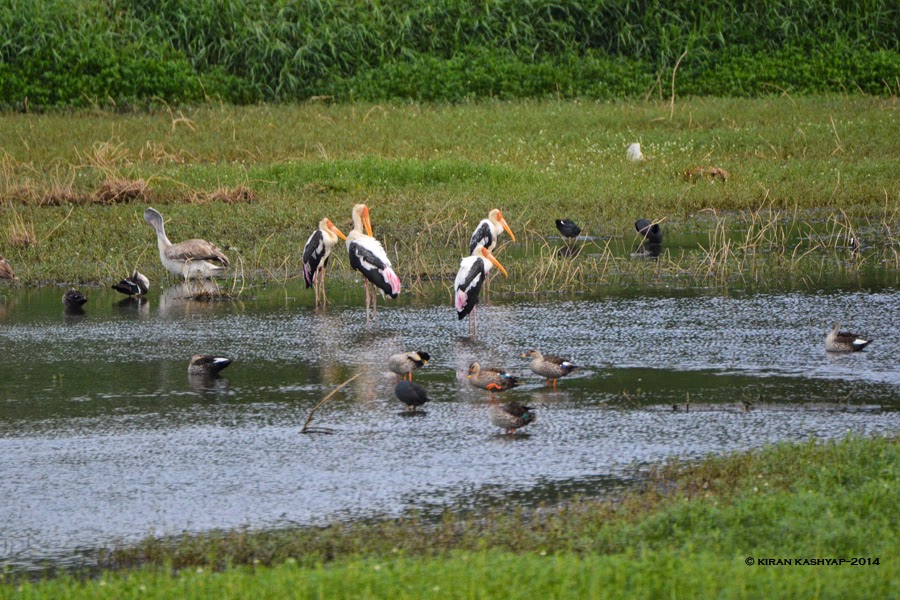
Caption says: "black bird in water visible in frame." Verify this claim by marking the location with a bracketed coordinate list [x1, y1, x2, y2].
[62, 288, 87, 307]
[188, 355, 232, 376]
[634, 219, 663, 257]
[555, 219, 582, 239]
[394, 380, 431, 412]
[635, 219, 663, 244]
[112, 270, 150, 297]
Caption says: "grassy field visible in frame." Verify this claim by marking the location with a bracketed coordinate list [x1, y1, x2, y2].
[0, 96, 898, 290]
[3, 1, 897, 106]
[3, 435, 896, 598]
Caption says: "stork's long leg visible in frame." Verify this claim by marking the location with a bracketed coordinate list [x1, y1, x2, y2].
[364, 280, 371, 325]
[320, 266, 327, 307]
[372, 287, 378, 322]
[473, 305, 478, 337]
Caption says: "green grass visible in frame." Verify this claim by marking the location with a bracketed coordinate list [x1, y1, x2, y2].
[4, 435, 897, 598]
[0, 97, 898, 288]
[2, 0, 898, 105]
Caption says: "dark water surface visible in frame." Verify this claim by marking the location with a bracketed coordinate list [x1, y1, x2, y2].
[1, 282, 897, 571]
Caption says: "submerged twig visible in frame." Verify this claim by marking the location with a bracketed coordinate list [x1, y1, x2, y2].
[300, 373, 362, 434]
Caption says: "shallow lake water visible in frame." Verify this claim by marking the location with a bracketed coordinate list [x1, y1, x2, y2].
[1, 280, 897, 572]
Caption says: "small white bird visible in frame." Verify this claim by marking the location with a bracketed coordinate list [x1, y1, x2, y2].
[626, 142, 644, 162]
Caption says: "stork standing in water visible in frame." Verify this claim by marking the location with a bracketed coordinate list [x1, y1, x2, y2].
[468, 208, 516, 297]
[346, 204, 401, 324]
[302, 217, 347, 308]
[143, 208, 230, 279]
[454, 244, 508, 336]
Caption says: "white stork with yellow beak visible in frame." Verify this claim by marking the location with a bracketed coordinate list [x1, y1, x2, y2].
[454, 244, 508, 336]
[346, 204, 401, 323]
[469, 208, 516, 254]
[303, 217, 347, 308]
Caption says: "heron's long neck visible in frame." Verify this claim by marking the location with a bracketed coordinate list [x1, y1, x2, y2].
[153, 222, 172, 249]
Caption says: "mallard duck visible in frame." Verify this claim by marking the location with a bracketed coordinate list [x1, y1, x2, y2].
[188, 354, 232, 376]
[522, 349, 578, 388]
[490, 401, 536, 434]
[825, 323, 872, 352]
[394, 380, 431, 412]
[144, 207, 230, 279]
[555, 219, 582, 239]
[388, 351, 431, 380]
[346, 204, 401, 324]
[62, 288, 87, 307]
[0, 256, 17, 281]
[112, 269, 150, 296]
[302, 217, 347, 308]
[467, 362, 520, 397]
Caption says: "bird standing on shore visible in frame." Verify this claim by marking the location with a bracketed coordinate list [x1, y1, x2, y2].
[302, 217, 347, 308]
[824, 323, 872, 352]
[555, 219, 582, 240]
[455, 245, 508, 336]
[0, 257, 17, 281]
[346, 204, 401, 324]
[143, 208, 230, 279]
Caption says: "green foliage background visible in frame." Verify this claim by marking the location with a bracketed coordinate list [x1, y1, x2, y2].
[1, 0, 898, 106]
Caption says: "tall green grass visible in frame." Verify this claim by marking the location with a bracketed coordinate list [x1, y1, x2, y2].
[1, 0, 898, 106]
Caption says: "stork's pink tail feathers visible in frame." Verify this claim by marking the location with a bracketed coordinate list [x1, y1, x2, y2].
[384, 267, 401, 296]
[455, 289, 468, 313]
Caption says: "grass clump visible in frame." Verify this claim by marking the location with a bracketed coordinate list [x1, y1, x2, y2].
[4, 435, 896, 597]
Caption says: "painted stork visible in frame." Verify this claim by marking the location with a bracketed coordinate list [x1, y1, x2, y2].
[454, 244, 508, 336]
[302, 217, 347, 308]
[112, 269, 150, 297]
[469, 208, 516, 254]
[825, 322, 872, 352]
[144, 208, 229, 279]
[346, 203, 401, 323]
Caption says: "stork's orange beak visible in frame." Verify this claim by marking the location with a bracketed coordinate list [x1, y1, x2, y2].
[326, 219, 347, 241]
[497, 211, 516, 243]
[481, 246, 509, 277]
[362, 205, 373, 237]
